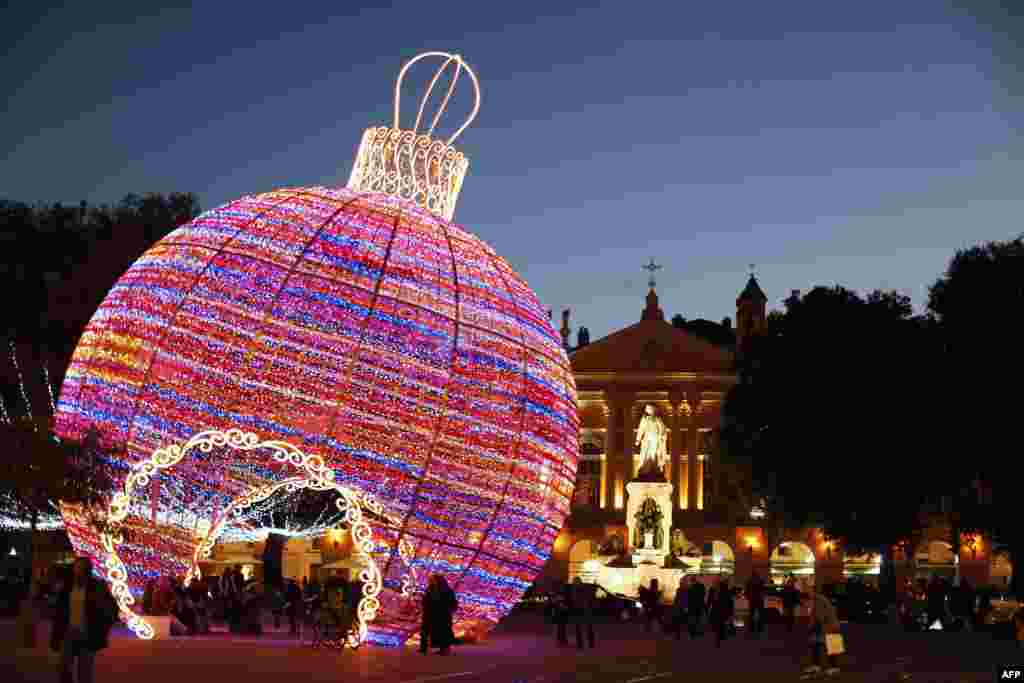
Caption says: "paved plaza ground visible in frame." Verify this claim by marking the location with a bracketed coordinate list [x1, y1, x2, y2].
[3, 611, 1020, 683]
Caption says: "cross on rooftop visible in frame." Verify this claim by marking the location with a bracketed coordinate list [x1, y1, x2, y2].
[642, 258, 662, 289]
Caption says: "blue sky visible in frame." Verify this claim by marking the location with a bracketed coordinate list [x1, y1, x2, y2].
[3, 1, 1022, 339]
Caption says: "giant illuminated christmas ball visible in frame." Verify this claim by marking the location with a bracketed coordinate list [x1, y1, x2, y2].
[54, 52, 578, 646]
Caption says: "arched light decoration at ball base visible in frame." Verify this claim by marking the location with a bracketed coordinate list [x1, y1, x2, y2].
[85, 427, 415, 644]
[54, 50, 579, 647]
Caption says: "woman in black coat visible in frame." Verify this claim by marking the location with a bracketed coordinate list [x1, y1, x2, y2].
[50, 557, 119, 683]
[710, 579, 735, 648]
[420, 574, 458, 655]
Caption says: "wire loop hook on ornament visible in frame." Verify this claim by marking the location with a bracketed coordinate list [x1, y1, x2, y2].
[393, 51, 481, 145]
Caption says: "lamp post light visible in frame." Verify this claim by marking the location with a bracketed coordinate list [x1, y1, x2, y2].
[964, 535, 978, 561]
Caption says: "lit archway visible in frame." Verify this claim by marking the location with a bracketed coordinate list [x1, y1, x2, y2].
[843, 552, 882, 585]
[991, 552, 1013, 588]
[95, 429, 417, 642]
[914, 540, 956, 580]
[770, 542, 815, 583]
[187, 475, 398, 647]
[702, 540, 735, 574]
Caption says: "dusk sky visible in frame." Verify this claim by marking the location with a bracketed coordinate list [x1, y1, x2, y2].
[4, 1, 1022, 341]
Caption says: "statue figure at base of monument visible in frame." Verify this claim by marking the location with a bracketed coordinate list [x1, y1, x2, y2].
[633, 498, 664, 549]
[635, 403, 668, 479]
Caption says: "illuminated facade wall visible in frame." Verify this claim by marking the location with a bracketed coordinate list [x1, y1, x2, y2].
[55, 186, 579, 645]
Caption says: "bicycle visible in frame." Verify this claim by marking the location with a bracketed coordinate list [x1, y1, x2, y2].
[308, 604, 358, 651]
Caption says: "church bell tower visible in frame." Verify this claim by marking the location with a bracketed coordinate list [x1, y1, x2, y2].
[736, 272, 767, 351]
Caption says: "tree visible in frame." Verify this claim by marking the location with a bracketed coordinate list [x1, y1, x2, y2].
[0, 419, 114, 555]
[720, 285, 943, 582]
[2, 193, 199, 352]
[927, 236, 1024, 594]
[0, 418, 115, 645]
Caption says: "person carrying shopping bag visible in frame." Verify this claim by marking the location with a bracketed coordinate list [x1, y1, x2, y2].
[801, 588, 843, 679]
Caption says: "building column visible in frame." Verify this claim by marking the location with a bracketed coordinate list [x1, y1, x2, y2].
[624, 394, 637, 484]
[687, 392, 701, 511]
[599, 452, 608, 509]
[669, 391, 684, 509]
[602, 392, 618, 510]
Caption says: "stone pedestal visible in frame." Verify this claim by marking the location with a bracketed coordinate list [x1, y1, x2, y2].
[626, 480, 673, 567]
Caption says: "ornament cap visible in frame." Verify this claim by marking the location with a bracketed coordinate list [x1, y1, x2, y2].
[347, 51, 480, 221]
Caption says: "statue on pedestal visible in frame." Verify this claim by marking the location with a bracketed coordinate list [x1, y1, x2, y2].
[635, 404, 668, 478]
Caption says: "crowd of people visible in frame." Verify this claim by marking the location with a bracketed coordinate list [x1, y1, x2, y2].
[549, 573, 795, 649]
[137, 565, 368, 640]
[542, 570, 1024, 678]
[13, 551, 1024, 683]
[895, 576, 983, 631]
[544, 573, 869, 679]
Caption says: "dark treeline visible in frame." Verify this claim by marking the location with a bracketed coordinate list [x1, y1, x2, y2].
[0, 193, 199, 410]
[719, 236, 1024, 594]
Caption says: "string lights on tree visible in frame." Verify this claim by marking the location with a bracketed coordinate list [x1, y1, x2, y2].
[54, 52, 579, 646]
[43, 363, 57, 415]
[9, 341, 34, 422]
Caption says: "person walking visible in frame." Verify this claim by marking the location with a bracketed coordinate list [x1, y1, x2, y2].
[285, 579, 303, 637]
[640, 579, 662, 633]
[687, 577, 706, 638]
[50, 557, 118, 683]
[671, 577, 689, 639]
[219, 567, 240, 633]
[421, 574, 458, 655]
[552, 581, 572, 646]
[171, 578, 197, 635]
[926, 576, 945, 629]
[1011, 602, 1024, 650]
[801, 588, 842, 679]
[895, 578, 913, 630]
[570, 578, 596, 649]
[189, 577, 210, 635]
[976, 588, 992, 631]
[348, 577, 363, 613]
[746, 571, 766, 637]
[321, 570, 349, 643]
[953, 579, 975, 631]
[782, 577, 800, 633]
[710, 578, 735, 648]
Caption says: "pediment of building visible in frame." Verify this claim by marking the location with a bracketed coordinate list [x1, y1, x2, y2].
[570, 319, 734, 374]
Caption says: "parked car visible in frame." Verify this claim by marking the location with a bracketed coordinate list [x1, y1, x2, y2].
[981, 592, 1020, 639]
[825, 587, 889, 624]
[734, 585, 811, 626]
[519, 584, 641, 622]
[593, 585, 642, 621]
